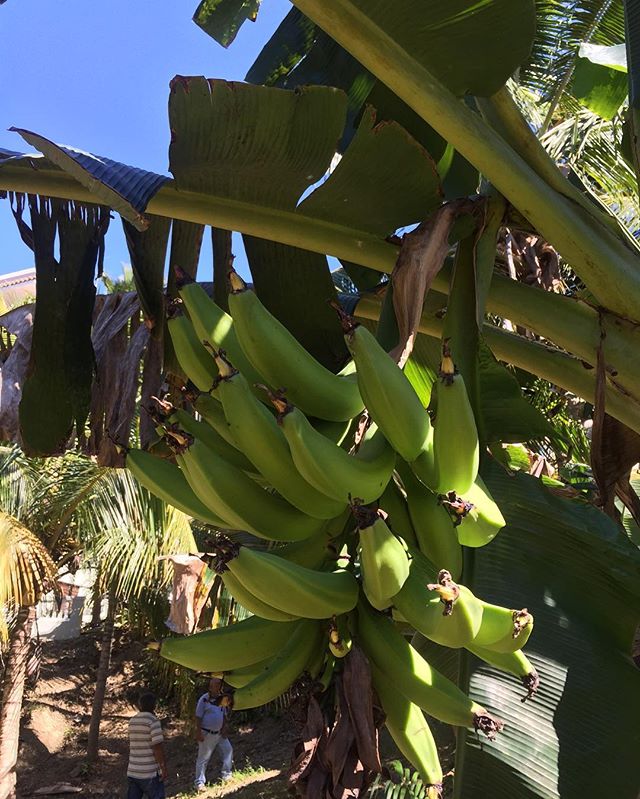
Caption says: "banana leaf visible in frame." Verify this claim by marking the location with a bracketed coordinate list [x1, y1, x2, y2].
[246, 12, 478, 196]
[7, 129, 168, 230]
[571, 53, 628, 119]
[245, 6, 319, 87]
[193, 0, 260, 47]
[16, 196, 110, 455]
[122, 216, 171, 335]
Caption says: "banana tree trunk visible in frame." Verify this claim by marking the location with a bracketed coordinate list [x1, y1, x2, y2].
[86, 592, 116, 763]
[0, 605, 36, 799]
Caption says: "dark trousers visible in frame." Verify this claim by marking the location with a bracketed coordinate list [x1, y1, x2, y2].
[126, 775, 165, 799]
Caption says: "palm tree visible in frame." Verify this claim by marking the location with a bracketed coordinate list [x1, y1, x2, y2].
[0, 447, 196, 791]
[75, 467, 196, 762]
[0, 450, 56, 799]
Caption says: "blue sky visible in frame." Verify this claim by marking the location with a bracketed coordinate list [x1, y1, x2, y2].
[0, 0, 291, 283]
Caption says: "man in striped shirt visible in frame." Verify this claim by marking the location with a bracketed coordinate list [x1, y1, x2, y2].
[127, 692, 168, 799]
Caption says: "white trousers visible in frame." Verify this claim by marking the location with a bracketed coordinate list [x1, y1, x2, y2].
[194, 732, 233, 786]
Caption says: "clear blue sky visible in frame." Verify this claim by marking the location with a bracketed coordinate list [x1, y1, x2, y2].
[0, 0, 291, 282]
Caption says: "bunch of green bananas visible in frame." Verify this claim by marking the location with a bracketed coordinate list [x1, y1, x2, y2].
[130, 269, 539, 797]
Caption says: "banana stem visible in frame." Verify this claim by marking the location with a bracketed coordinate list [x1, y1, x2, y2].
[476, 86, 623, 235]
[291, 0, 640, 320]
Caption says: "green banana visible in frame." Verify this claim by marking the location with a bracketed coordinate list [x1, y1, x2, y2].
[433, 340, 479, 495]
[392, 553, 483, 648]
[213, 352, 346, 519]
[354, 503, 410, 610]
[466, 643, 540, 701]
[356, 602, 502, 738]
[409, 424, 438, 491]
[371, 663, 443, 795]
[174, 435, 326, 542]
[160, 616, 301, 672]
[186, 387, 239, 448]
[216, 540, 359, 619]
[273, 398, 395, 504]
[340, 316, 432, 462]
[399, 463, 462, 581]
[455, 476, 506, 547]
[158, 401, 256, 474]
[328, 614, 353, 658]
[224, 657, 275, 688]
[176, 273, 266, 393]
[167, 304, 217, 392]
[221, 571, 298, 622]
[473, 602, 534, 653]
[269, 527, 336, 570]
[311, 417, 354, 446]
[378, 479, 417, 547]
[228, 268, 364, 421]
[232, 621, 323, 709]
[125, 448, 227, 527]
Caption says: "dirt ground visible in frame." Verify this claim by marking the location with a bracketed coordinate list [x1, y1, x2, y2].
[17, 629, 454, 799]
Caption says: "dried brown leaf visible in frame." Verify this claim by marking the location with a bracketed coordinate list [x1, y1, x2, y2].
[326, 675, 355, 787]
[288, 696, 327, 786]
[0, 303, 34, 443]
[391, 203, 466, 367]
[342, 646, 381, 773]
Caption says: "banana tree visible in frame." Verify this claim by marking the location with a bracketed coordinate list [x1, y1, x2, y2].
[2, 1, 640, 797]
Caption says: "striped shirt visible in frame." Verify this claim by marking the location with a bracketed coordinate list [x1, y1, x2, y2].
[127, 712, 164, 778]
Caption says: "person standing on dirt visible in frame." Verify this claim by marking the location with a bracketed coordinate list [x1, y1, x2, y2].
[194, 677, 233, 791]
[126, 691, 168, 799]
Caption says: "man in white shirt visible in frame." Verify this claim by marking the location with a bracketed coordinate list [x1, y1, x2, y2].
[194, 677, 233, 791]
[127, 692, 168, 799]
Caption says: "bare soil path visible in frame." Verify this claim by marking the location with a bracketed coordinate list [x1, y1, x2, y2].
[17, 629, 455, 799]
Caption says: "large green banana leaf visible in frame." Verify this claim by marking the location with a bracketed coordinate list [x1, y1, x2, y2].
[200, 0, 536, 97]
[5, 130, 168, 231]
[571, 44, 629, 119]
[414, 461, 640, 798]
[14, 197, 111, 455]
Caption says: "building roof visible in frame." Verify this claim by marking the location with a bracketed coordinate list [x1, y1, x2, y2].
[0, 268, 36, 288]
[0, 268, 36, 309]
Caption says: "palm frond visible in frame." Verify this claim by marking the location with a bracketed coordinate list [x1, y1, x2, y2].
[0, 510, 57, 639]
[0, 444, 39, 519]
[541, 110, 640, 231]
[523, 0, 625, 99]
[79, 468, 196, 600]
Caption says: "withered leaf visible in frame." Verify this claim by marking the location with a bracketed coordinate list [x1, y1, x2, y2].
[343, 646, 382, 773]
